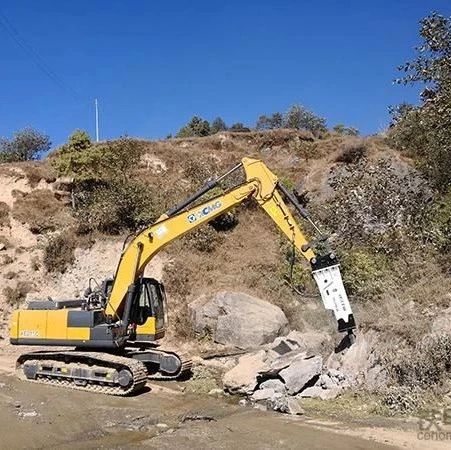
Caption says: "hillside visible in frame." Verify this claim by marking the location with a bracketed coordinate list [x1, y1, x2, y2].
[0, 129, 450, 414]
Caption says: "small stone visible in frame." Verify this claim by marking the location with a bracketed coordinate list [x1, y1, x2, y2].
[259, 379, 286, 394]
[156, 423, 168, 429]
[298, 386, 341, 400]
[253, 403, 268, 412]
[251, 388, 275, 402]
[320, 373, 338, 389]
[18, 410, 38, 418]
[266, 393, 288, 413]
[286, 397, 304, 415]
[208, 388, 223, 396]
[0, 243, 6, 251]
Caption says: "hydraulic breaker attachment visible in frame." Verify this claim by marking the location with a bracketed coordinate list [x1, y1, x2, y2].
[311, 253, 356, 333]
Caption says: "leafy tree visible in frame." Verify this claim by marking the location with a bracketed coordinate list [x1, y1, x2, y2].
[256, 112, 283, 130]
[53, 136, 144, 182]
[389, 12, 451, 192]
[210, 117, 228, 134]
[176, 116, 211, 137]
[67, 130, 91, 152]
[229, 122, 250, 132]
[270, 112, 283, 129]
[0, 128, 51, 162]
[333, 124, 359, 136]
[284, 104, 327, 134]
[53, 135, 153, 233]
[256, 115, 272, 130]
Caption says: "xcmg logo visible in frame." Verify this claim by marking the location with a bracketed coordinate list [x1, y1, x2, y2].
[187, 201, 222, 223]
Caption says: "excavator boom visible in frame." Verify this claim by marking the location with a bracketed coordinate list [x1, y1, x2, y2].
[106, 157, 355, 332]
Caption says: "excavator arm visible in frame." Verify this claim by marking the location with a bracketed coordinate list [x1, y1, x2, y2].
[106, 157, 355, 334]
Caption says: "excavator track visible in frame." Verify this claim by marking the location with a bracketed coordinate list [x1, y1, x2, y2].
[147, 351, 192, 380]
[16, 351, 147, 396]
[126, 347, 192, 380]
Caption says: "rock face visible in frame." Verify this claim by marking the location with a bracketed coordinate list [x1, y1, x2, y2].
[189, 291, 289, 349]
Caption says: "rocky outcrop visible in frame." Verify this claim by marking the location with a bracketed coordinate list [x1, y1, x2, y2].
[189, 291, 289, 349]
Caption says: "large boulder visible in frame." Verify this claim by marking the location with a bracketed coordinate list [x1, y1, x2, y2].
[189, 291, 289, 349]
[223, 350, 268, 395]
[279, 355, 322, 395]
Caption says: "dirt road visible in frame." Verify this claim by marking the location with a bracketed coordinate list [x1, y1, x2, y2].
[1, 364, 448, 450]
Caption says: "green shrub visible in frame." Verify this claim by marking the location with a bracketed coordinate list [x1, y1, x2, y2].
[176, 116, 211, 138]
[339, 249, 389, 300]
[43, 233, 77, 273]
[333, 124, 359, 136]
[389, 13, 451, 192]
[74, 180, 157, 234]
[53, 137, 144, 182]
[0, 128, 51, 162]
[380, 386, 425, 415]
[284, 104, 327, 135]
[429, 189, 451, 254]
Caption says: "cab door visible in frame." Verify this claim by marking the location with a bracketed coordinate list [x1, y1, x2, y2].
[147, 280, 167, 332]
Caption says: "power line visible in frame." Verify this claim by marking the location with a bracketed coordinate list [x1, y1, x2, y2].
[0, 7, 83, 103]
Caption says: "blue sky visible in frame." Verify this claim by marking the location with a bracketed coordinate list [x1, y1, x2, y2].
[0, 1, 449, 148]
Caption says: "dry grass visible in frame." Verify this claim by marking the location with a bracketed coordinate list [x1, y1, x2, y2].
[12, 189, 73, 233]
[43, 228, 94, 273]
[0, 235, 11, 249]
[3, 281, 33, 306]
[335, 140, 368, 164]
[20, 160, 56, 187]
[0, 201, 10, 227]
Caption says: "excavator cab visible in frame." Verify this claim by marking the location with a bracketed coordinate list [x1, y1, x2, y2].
[101, 276, 167, 341]
[132, 278, 167, 342]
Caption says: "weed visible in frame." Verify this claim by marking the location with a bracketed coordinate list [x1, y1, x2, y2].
[3, 281, 33, 306]
[0, 202, 10, 227]
[43, 232, 77, 273]
[12, 189, 72, 234]
[335, 141, 368, 164]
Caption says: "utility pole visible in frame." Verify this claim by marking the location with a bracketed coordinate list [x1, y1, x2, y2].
[95, 98, 99, 142]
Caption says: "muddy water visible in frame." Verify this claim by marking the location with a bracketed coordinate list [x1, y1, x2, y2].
[0, 373, 401, 450]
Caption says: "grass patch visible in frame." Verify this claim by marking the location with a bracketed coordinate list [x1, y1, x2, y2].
[0, 202, 10, 227]
[43, 229, 93, 273]
[3, 281, 33, 306]
[12, 189, 72, 233]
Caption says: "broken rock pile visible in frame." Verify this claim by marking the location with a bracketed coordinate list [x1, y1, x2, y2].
[222, 331, 350, 415]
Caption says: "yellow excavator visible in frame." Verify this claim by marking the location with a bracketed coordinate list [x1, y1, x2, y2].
[9, 157, 355, 395]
